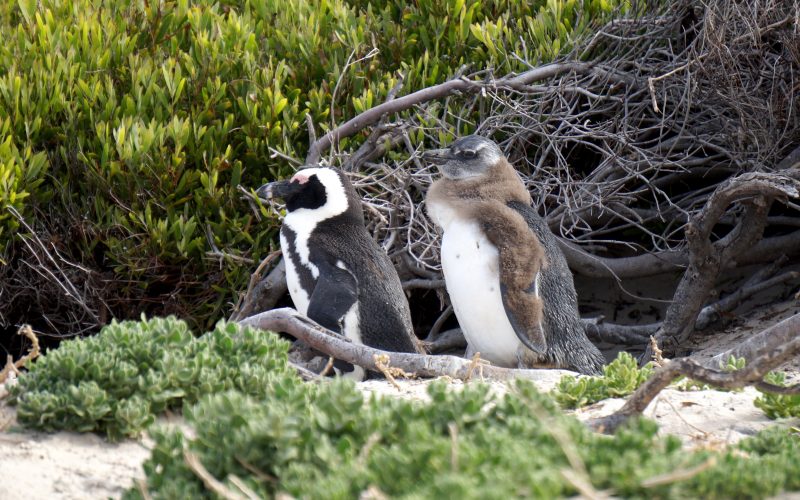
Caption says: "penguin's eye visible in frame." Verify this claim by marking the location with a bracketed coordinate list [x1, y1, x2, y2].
[461, 150, 477, 159]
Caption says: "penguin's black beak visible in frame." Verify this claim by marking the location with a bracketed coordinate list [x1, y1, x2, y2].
[256, 180, 302, 202]
[421, 148, 453, 165]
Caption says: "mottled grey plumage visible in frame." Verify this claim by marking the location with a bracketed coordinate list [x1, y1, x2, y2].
[508, 200, 605, 374]
[425, 135, 604, 375]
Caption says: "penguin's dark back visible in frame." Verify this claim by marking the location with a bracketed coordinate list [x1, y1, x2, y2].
[310, 215, 418, 353]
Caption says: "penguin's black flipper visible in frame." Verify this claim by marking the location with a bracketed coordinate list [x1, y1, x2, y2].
[306, 260, 358, 333]
[499, 281, 547, 355]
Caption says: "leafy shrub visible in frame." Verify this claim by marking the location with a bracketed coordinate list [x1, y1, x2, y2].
[552, 351, 655, 408]
[0, 126, 48, 257]
[9, 316, 295, 440]
[755, 371, 800, 419]
[10, 313, 799, 498]
[128, 380, 800, 499]
[0, 0, 628, 335]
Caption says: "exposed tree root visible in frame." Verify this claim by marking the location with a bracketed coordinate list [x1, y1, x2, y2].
[645, 173, 800, 358]
[589, 313, 800, 434]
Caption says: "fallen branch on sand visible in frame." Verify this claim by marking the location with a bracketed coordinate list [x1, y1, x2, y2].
[589, 313, 800, 433]
[240, 308, 800, 436]
[238, 308, 563, 383]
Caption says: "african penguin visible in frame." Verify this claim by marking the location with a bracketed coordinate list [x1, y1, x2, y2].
[257, 167, 422, 379]
[424, 135, 605, 375]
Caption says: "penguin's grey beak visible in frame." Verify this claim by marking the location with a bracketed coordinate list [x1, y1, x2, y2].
[256, 183, 273, 201]
[421, 148, 453, 164]
[256, 180, 296, 201]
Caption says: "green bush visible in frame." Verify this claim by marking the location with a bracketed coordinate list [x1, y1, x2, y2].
[10, 313, 799, 498]
[552, 351, 655, 409]
[0, 0, 628, 334]
[129, 380, 800, 499]
[9, 316, 295, 440]
[0, 125, 48, 259]
[755, 371, 800, 419]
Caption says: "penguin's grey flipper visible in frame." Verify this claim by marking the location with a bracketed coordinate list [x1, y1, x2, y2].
[306, 260, 358, 333]
[499, 276, 547, 355]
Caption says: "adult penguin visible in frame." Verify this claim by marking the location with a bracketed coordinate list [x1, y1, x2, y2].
[257, 167, 422, 379]
[424, 135, 604, 375]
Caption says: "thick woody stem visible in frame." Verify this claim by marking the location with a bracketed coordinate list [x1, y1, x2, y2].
[238, 308, 569, 383]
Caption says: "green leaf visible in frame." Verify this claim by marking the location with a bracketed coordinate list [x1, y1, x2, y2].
[17, 0, 36, 24]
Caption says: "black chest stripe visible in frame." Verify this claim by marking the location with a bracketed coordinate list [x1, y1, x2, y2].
[281, 225, 316, 294]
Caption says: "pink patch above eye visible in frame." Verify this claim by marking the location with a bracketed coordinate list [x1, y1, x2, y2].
[290, 173, 310, 184]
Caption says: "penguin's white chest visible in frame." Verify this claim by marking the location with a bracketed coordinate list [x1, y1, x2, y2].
[440, 218, 522, 367]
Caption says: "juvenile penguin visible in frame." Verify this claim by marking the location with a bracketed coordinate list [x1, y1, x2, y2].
[424, 135, 604, 375]
[257, 167, 421, 379]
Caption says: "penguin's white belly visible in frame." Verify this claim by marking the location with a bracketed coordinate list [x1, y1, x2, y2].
[441, 219, 522, 367]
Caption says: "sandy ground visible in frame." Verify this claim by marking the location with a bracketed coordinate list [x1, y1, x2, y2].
[0, 419, 151, 499]
[1, 297, 798, 499]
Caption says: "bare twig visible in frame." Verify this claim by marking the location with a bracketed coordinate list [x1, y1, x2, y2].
[229, 258, 288, 321]
[0, 325, 41, 384]
[229, 250, 282, 321]
[640, 456, 718, 488]
[305, 62, 598, 164]
[183, 449, 249, 500]
[426, 305, 454, 343]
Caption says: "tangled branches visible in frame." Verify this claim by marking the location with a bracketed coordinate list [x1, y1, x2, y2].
[0, 208, 106, 339]
[364, 0, 798, 269]
[250, 0, 800, 355]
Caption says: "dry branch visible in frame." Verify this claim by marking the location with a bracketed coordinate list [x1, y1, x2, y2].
[424, 319, 661, 352]
[589, 313, 800, 434]
[238, 308, 570, 382]
[229, 259, 288, 321]
[229, 250, 283, 322]
[695, 271, 800, 330]
[0, 325, 40, 385]
[582, 319, 659, 345]
[647, 173, 800, 357]
[424, 328, 466, 354]
[183, 449, 252, 500]
[304, 62, 599, 165]
[707, 312, 800, 369]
